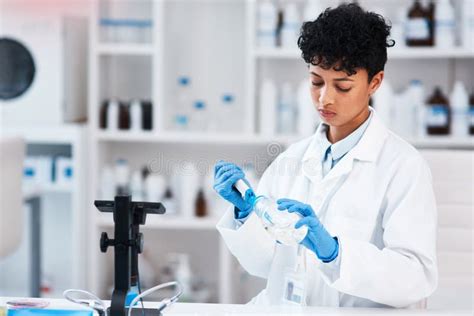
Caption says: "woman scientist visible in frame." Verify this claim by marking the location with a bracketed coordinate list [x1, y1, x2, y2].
[214, 3, 437, 308]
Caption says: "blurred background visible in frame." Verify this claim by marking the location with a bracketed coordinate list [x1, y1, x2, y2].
[0, 0, 472, 310]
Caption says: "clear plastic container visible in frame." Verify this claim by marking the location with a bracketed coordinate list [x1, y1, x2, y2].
[252, 196, 308, 246]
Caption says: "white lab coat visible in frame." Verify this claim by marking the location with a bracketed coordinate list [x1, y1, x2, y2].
[216, 109, 438, 308]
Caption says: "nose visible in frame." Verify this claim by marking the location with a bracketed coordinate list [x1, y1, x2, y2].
[319, 86, 335, 107]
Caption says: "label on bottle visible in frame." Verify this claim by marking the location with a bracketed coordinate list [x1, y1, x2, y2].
[406, 18, 430, 40]
[427, 105, 449, 127]
[469, 108, 474, 126]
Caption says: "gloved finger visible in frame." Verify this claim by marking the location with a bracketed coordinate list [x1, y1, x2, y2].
[277, 198, 299, 205]
[215, 166, 243, 183]
[277, 200, 296, 210]
[244, 189, 256, 201]
[214, 161, 238, 177]
[225, 173, 246, 191]
[215, 171, 245, 191]
[215, 164, 242, 179]
[295, 217, 321, 230]
[217, 169, 245, 187]
[287, 204, 313, 217]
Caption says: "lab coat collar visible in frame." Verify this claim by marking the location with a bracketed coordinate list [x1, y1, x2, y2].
[301, 107, 388, 182]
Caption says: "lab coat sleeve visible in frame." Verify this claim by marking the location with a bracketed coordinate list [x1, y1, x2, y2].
[215, 158, 280, 279]
[320, 156, 438, 308]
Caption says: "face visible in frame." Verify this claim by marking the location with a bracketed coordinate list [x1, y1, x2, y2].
[308, 63, 383, 131]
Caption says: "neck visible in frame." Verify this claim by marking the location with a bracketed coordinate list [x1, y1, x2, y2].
[328, 107, 370, 143]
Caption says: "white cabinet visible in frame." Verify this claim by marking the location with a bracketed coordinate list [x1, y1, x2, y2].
[0, 125, 87, 298]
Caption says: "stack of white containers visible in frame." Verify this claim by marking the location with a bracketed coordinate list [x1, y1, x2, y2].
[372, 79, 471, 138]
[260, 79, 320, 137]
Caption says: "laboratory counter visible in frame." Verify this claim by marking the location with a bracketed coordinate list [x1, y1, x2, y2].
[1, 298, 472, 316]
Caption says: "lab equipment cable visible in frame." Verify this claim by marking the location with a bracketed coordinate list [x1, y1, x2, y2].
[63, 281, 182, 316]
[136, 266, 145, 316]
[127, 281, 183, 316]
[63, 289, 107, 316]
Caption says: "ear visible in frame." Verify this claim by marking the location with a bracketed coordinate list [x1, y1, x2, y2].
[368, 71, 384, 97]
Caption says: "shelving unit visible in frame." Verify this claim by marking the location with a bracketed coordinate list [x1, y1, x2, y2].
[253, 47, 474, 60]
[0, 125, 87, 298]
[87, 0, 474, 306]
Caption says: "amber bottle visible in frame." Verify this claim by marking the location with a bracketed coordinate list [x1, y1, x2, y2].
[426, 87, 450, 135]
[119, 103, 130, 130]
[195, 188, 207, 218]
[406, 0, 432, 46]
[99, 100, 108, 129]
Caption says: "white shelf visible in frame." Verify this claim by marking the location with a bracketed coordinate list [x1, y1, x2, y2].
[95, 130, 474, 149]
[96, 130, 303, 146]
[253, 47, 474, 60]
[97, 213, 219, 230]
[97, 43, 154, 56]
[23, 183, 73, 195]
[1, 124, 86, 144]
[408, 136, 474, 149]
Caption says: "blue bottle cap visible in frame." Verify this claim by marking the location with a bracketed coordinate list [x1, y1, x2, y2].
[178, 76, 190, 86]
[194, 100, 206, 109]
[222, 94, 234, 103]
[175, 115, 189, 125]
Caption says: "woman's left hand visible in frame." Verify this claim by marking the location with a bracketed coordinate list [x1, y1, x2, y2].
[277, 198, 339, 262]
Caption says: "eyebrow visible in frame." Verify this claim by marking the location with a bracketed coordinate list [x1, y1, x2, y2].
[310, 72, 354, 82]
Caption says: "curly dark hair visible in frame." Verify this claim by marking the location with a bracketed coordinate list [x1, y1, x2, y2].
[297, 3, 395, 81]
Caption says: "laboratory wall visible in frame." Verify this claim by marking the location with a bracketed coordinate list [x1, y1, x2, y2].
[0, 0, 473, 311]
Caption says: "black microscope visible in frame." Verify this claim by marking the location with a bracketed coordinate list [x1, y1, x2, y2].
[95, 195, 165, 316]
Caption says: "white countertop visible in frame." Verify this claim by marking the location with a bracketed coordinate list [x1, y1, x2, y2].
[1, 298, 472, 315]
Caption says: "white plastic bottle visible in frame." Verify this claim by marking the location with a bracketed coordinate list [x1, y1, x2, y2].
[174, 76, 192, 131]
[107, 99, 120, 131]
[449, 81, 469, 137]
[391, 7, 408, 48]
[114, 159, 130, 196]
[281, 3, 301, 49]
[303, 0, 323, 22]
[462, 0, 474, 49]
[257, 0, 278, 48]
[372, 80, 394, 128]
[260, 79, 278, 135]
[408, 79, 426, 137]
[296, 79, 319, 136]
[191, 100, 207, 132]
[234, 179, 307, 246]
[170, 253, 192, 300]
[129, 99, 142, 132]
[145, 173, 165, 203]
[130, 170, 144, 201]
[435, 0, 456, 48]
[278, 82, 296, 135]
[218, 94, 237, 132]
[180, 162, 200, 218]
[100, 165, 116, 200]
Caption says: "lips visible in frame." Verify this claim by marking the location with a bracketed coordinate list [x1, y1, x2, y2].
[318, 109, 336, 119]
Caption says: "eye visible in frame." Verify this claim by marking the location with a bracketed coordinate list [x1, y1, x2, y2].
[311, 81, 324, 87]
[336, 86, 351, 93]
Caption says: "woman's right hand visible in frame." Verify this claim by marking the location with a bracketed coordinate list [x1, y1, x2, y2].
[213, 161, 253, 215]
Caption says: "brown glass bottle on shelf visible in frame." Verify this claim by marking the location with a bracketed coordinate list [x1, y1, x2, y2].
[195, 188, 207, 218]
[99, 100, 108, 129]
[142, 100, 153, 131]
[469, 91, 474, 135]
[406, 0, 432, 46]
[118, 103, 130, 130]
[427, 0, 435, 46]
[426, 87, 450, 135]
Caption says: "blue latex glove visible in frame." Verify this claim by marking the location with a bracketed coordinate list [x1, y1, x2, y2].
[214, 161, 254, 218]
[277, 198, 339, 262]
